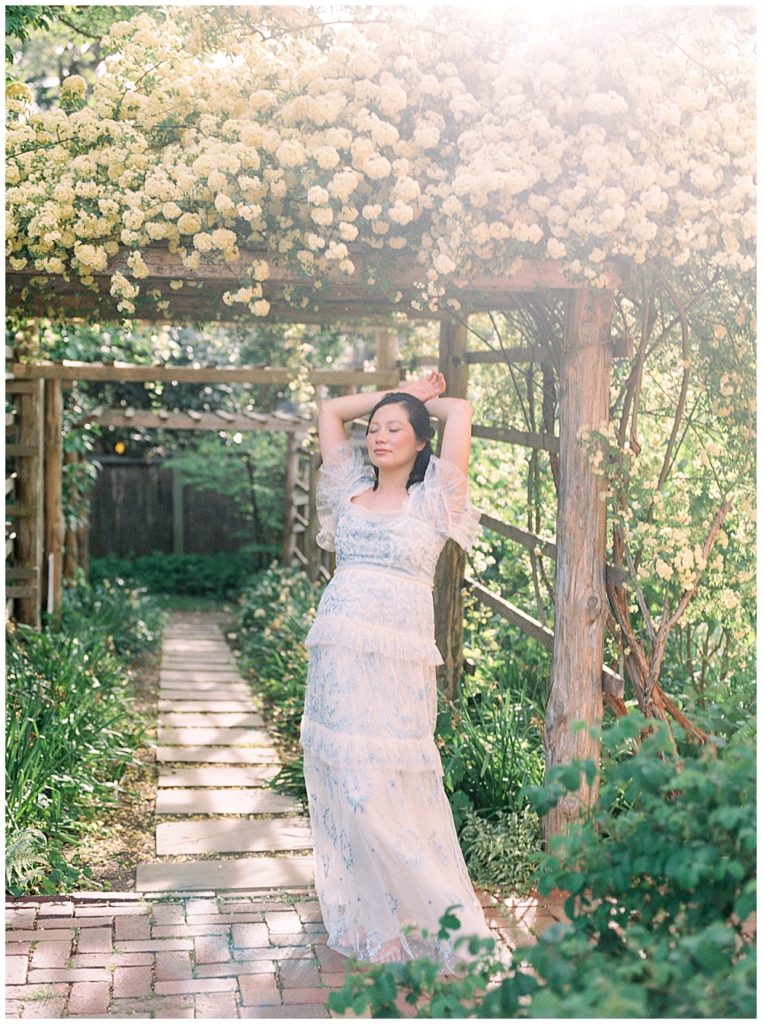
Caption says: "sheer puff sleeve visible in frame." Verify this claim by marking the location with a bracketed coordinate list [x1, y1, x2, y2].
[315, 440, 373, 551]
[419, 454, 482, 551]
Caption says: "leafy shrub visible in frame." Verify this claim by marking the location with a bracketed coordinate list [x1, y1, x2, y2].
[329, 714, 756, 1018]
[60, 570, 165, 658]
[90, 550, 267, 598]
[5, 577, 164, 894]
[458, 806, 542, 895]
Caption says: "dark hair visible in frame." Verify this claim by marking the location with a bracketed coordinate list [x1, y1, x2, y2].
[365, 392, 435, 491]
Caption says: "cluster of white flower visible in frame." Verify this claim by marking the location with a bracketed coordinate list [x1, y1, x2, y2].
[5, 6, 755, 315]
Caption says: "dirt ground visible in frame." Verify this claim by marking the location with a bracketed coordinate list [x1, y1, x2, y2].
[70, 646, 161, 891]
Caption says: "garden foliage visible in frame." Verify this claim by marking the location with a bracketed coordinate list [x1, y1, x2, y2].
[91, 551, 267, 599]
[5, 576, 165, 894]
[329, 715, 756, 1018]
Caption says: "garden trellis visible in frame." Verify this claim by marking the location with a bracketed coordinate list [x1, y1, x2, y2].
[7, 251, 624, 840]
[5, 5, 754, 839]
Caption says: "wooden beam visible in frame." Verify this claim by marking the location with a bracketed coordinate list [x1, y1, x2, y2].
[306, 448, 321, 583]
[62, 449, 79, 582]
[466, 577, 623, 696]
[7, 243, 625, 294]
[471, 423, 560, 454]
[479, 512, 628, 588]
[5, 566, 38, 580]
[309, 370, 400, 387]
[544, 288, 614, 842]
[80, 409, 311, 433]
[467, 345, 554, 365]
[12, 361, 292, 384]
[43, 379, 64, 619]
[13, 361, 400, 389]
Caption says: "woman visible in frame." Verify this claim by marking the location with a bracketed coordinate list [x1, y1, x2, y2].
[298, 370, 493, 971]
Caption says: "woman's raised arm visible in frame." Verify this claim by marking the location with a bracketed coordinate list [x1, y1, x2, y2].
[425, 396, 473, 477]
[317, 390, 394, 460]
[316, 371, 447, 461]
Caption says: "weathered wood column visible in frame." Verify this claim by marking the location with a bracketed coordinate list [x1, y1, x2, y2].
[544, 288, 614, 841]
[15, 381, 45, 627]
[43, 379, 65, 618]
[434, 317, 469, 699]
[63, 449, 78, 581]
[282, 433, 297, 565]
[306, 446, 321, 582]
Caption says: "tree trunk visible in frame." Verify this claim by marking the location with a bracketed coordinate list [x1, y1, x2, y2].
[544, 288, 614, 842]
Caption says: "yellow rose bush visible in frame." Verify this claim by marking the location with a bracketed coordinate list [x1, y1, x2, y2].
[5, 5, 756, 317]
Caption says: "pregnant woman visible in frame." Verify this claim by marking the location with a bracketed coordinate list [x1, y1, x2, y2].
[298, 370, 493, 972]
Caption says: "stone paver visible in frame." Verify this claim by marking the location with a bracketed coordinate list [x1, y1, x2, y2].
[156, 691, 261, 705]
[156, 788, 301, 815]
[158, 699, 261, 712]
[135, 855, 316, 892]
[159, 712, 266, 727]
[156, 818, 313, 856]
[158, 766, 279, 787]
[155, 745, 281, 763]
[157, 727, 273, 746]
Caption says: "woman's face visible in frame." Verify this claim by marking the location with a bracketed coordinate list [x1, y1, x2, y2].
[366, 403, 424, 473]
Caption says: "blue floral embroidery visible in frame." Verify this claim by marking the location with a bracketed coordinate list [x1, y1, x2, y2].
[342, 768, 372, 812]
[339, 828, 354, 869]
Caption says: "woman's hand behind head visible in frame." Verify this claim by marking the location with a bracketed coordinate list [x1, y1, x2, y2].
[398, 371, 446, 403]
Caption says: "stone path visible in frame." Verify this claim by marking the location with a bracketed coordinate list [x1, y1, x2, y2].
[5, 610, 569, 1018]
[136, 612, 314, 895]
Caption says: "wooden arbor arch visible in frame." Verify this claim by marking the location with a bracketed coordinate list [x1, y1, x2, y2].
[7, 245, 625, 839]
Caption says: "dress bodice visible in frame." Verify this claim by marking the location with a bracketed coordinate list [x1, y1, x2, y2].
[335, 501, 446, 586]
[304, 439, 482, 670]
[314, 439, 481, 582]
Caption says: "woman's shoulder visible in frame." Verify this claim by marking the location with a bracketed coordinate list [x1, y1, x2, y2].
[420, 453, 470, 489]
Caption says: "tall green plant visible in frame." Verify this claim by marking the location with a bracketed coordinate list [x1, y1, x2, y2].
[5, 576, 164, 894]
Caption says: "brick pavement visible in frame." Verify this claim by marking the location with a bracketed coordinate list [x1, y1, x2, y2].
[5, 888, 569, 1018]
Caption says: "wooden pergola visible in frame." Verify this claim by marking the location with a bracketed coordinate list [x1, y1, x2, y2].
[6, 244, 627, 838]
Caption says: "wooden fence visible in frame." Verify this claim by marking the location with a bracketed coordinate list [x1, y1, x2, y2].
[87, 457, 264, 559]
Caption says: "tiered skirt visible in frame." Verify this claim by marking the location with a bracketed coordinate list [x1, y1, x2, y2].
[299, 567, 493, 971]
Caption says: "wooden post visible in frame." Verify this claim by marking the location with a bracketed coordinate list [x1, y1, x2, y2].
[43, 379, 65, 619]
[434, 317, 469, 700]
[77, 506, 90, 577]
[16, 380, 45, 627]
[544, 288, 614, 842]
[63, 449, 79, 581]
[306, 446, 321, 582]
[282, 433, 297, 565]
[375, 327, 397, 372]
[171, 467, 185, 554]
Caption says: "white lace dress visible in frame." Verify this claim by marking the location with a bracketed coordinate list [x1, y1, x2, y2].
[298, 439, 493, 971]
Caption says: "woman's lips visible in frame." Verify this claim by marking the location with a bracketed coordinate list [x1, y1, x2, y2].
[374, 448, 390, 454]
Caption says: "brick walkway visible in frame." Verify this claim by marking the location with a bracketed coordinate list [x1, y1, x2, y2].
[5, 888, 568, 1018]
[5, 610, 569, 1017]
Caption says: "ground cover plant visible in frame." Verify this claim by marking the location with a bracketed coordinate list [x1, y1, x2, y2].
[5, 575, 165, 895]
[329, 715, 756, 1018]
